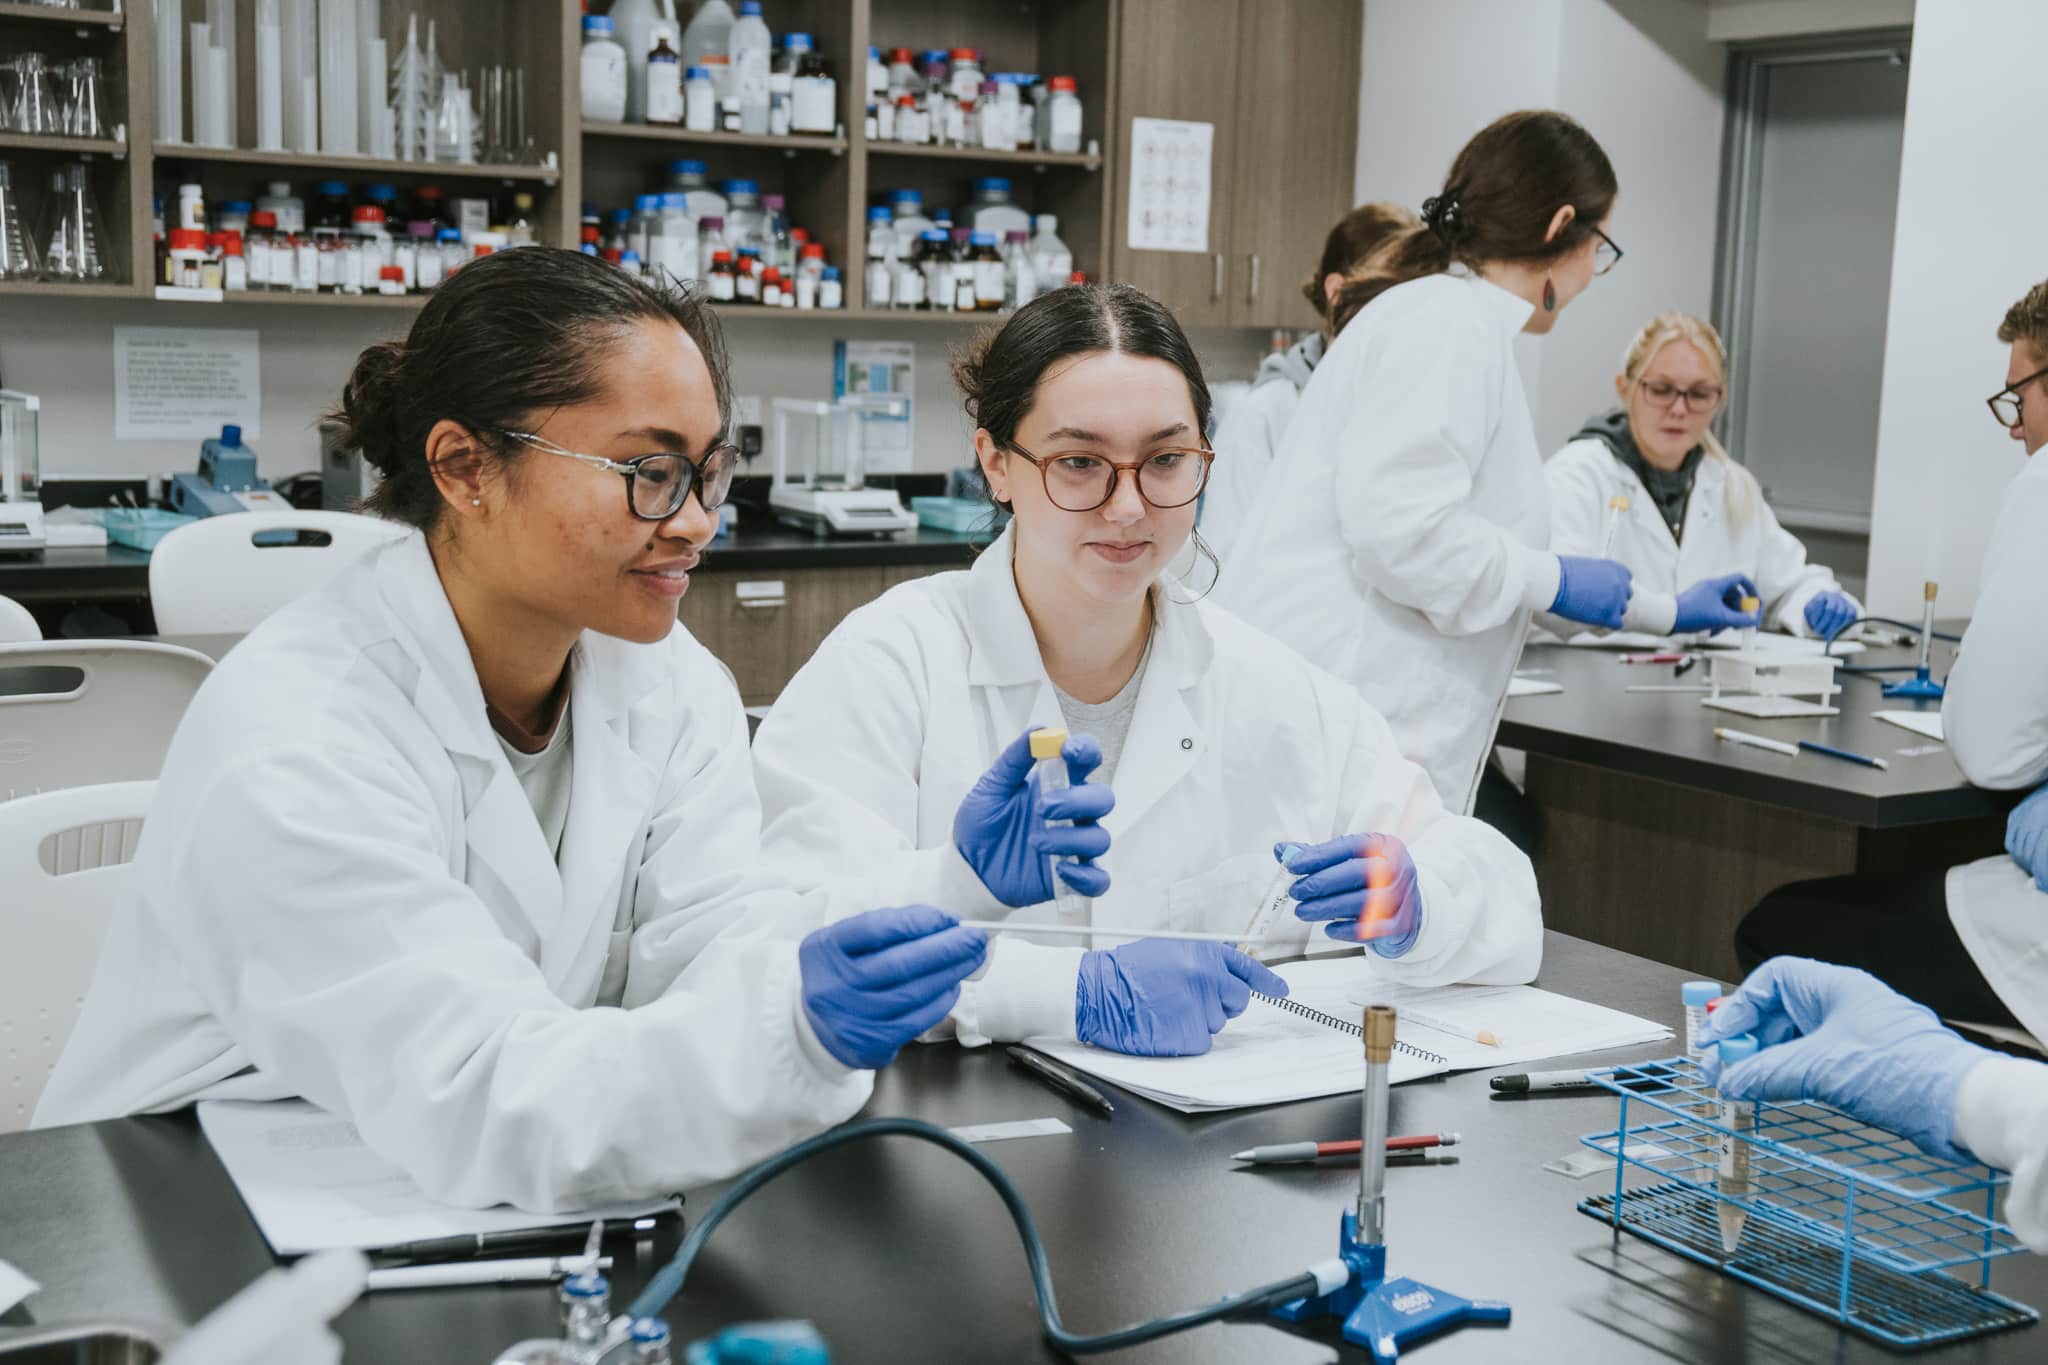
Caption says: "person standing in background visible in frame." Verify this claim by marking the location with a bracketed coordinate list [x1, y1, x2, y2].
[1216, 111, 1635, 815]
[1202, 203, 1420, 561]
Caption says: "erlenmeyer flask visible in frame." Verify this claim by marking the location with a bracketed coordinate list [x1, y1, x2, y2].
[0, 60, 16, 134]
[0, 163, 40, 280]
[38, 163, 107, 281]
[63, 57, 106, 139]
[15, 54, 60, 135]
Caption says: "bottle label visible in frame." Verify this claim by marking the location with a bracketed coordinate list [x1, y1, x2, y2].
[648, 64, 684, 124]
[710, 272, 736, 301]
[974, 260, 1005, 304]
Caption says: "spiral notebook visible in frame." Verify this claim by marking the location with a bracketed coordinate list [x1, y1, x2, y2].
[1024, 958, 1670, 1113]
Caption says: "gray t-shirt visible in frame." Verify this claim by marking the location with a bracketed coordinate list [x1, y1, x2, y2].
[1053, 642, 1150, 785]
[494, 701, 574, 863]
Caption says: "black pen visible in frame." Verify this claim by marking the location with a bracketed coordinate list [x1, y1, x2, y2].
[370, 1215, 664, 1262]
[1006, 1046, 1114, 1116]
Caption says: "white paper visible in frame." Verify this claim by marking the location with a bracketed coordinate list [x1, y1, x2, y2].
[115, 327, 262, 439]
[1507, 674, 1563, 697]
[1125, 117, 1213, 253]
[1874, 709, 1944, 742]
[1026, 959, 1669, 1113]
[1701, 694, 1839, 719]
[948, 1117, 1073, 1144]
[197, 1100, 678, 1255]
[0, 1259, 38, 1315]
[832, 340, 914, 475]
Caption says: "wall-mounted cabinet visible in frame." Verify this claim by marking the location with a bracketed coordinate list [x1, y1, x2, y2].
[1111, 0, 1359, 330]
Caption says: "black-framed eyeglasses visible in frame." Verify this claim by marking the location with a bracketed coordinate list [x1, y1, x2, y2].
[1636, 379, 1723, 411]
[1591, 225, 1623, 276]
[1005, 441, 1214, 512]
[1987, 364, 2048, 431]
[496, 429, 741, 521]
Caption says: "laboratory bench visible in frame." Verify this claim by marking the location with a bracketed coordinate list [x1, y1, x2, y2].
[3, 932, 2042, 1364]
[1500, 631, 2005, 982]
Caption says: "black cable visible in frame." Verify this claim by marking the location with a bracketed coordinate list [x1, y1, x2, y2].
[1824, 615, 1962, 681]
[624, 1116, 1326, 1355]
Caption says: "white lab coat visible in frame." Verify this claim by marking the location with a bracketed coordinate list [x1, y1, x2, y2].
[1543, 436, 1857, 637]
[1942, 451, 2048, 1049]
[1202, 333, 1323, 563]
[749, 525, 1542, 1044]
[34, 534, 869, 1211]
[1214, 272, 1559, 813]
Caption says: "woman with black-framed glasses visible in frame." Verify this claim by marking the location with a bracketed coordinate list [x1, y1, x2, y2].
[36, 249, 993, 1208]
[751, 284, 1540, 1062]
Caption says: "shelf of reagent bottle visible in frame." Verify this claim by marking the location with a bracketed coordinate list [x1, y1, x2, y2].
[0, 279, 140, 298]
[150, 288, 430, 311]
[865, 143, 1100, 172]
[0, 2, 123, 29]
[709, 305, 1005, 325]
[582, 123, 847, 156]
[150, 145, 562, 184]
[0, 133, 126, 158]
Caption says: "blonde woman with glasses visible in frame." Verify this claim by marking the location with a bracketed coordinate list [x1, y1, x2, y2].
[1545, 311, 1860, 640]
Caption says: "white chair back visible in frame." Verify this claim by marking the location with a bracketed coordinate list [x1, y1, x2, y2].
[0, 779, 153, 1132]
[0, 592, 38, 643]
[0, 641, 212, 800]
[149, 510, 406, 635]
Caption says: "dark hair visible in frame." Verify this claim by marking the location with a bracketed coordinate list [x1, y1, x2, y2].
[953, 283, 1219, 596]
[953, 282, 1211, 460]
[1330, 110, 1617, 334]
[329, 247, 733, 533]
[1998, 279, 2048, 354]
[1302, 201, 1422, 321]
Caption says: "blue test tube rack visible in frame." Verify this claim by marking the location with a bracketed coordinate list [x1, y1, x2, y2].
[1577, 1056, 2037, 1349]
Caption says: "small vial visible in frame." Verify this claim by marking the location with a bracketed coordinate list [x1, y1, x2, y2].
[1684, 980, 1720, 1116]
[1238, 858, 1297, 956]
[819, 265, 842, 309]
[559, 1269, 609, 1364]
[1738, 594, 1761, 649]
[629, 1317, 672, 1364]
[1029, 726, 1090, 925]
[1715, 1033, 1758, 1257]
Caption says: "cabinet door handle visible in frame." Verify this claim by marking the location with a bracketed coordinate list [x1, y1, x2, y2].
[1211, 253, 1224, 302]
[1247, 253, 1261, 305]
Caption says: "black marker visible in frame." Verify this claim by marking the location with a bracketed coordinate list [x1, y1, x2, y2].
[1007, 1045, 1114, 1116]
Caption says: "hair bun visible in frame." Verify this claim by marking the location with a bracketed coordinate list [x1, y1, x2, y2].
[338, 341, 408, 476]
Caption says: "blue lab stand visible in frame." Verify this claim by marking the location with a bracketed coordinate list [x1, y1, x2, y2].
[1270, 1211, 1510, 1362]
[1881, 667, 1945, 700]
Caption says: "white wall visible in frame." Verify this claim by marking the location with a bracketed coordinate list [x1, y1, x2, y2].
[1354, 0, 1725, 451]
[1864, 0, 2043, 617]
[0, 299, 1264, 487]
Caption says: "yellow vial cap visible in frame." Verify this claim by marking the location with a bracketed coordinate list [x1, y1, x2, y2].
[1739, 596, 1761, 613]
[1028, 727, 1069, 760]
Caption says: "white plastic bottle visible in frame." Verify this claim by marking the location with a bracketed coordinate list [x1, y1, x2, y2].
[679, 0, 735, 75]
[1029, 213, 1072, 289]
[1043, 75, 1082, 154]
[646, 24, 684, 125]
[580, 16, 628, 123]
[1003, 229, 1037, 310]
[969, 177, 1031, 238]
[864, 206, 895, 309]
[683, 65, 717, 130]
[609, 0, 670, 124]
[729, 0, 772, 136]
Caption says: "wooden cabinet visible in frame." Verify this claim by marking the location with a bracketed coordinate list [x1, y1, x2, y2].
[677, 562, 947, 706]
[1112, 0, 1360, 330]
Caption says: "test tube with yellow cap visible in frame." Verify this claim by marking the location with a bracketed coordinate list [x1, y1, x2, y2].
[1738, 593, 1761, 649]
[1029, 727, 1091, 925]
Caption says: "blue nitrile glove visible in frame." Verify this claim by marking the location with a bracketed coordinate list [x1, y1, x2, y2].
[1550, 555, 1633, 630]
[1281, 834, 1424, 958]
[953, 728, 1114, 906]
[799, 907, 989, 1071]
[1701, 957, 1994, 1162]
[1673, 572, 1762, 634]
[1074, 939, 1290, 1056]
[1803, 590, 1858, 641]
[2006, 781, 2048, 894]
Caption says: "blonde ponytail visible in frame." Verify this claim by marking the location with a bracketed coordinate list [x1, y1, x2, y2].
[1619, 311, 1758, 532]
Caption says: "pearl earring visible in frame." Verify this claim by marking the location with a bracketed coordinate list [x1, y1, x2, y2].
[471, 498, 481, 506]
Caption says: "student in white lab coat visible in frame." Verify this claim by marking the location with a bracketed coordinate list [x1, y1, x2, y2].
[1202, 202, 1419, 562]
[1545, 311, 1860, 639]
[1216, 111, 1637, 813]
[33, 250, 996, 1212]
[1734, 278, 2048, 1042]
[751, 284, 1541, 1057]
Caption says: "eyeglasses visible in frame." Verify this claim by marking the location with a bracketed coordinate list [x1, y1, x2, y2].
[1591, 225, 1623, 276]
[1637, 379, 1723, 411]
[1987, 363, 2048, 431]
[496, 429, 740, 522]
[1005, 441, 1214, 513]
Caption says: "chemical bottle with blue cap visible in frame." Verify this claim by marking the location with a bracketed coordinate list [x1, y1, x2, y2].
[968, 177, 1031, 238]
[722, 180, 766, 253]
[730, 1, 772, 135]
[666, 160, 725, 222]
[1715, 1032, 1759, 1256]
[558, 1263, 609, 1363]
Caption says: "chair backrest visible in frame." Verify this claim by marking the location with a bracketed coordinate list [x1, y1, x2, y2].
[0, 641, 213, 800]
[0, 779, 153, 1133]
[149, 510, 407, 635]
[0, 592, 38, 643]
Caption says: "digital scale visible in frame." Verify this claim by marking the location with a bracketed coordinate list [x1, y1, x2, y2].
[0, 388, 45, 556]
[767, 396, 917, 538]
